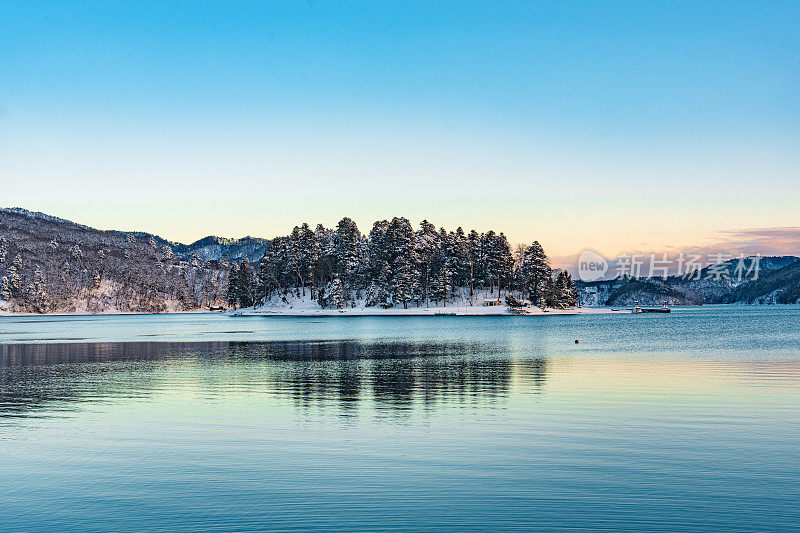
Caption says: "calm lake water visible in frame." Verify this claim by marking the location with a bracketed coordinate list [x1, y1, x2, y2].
[1, 306, 799, 531]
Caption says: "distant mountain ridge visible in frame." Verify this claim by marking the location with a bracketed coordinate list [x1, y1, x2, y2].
[172, 235, 268, 264]
[577, 255, 800, 306]
[3, 207, 267, 263]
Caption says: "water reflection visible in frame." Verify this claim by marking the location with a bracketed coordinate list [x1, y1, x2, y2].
[0, 341, 546, 419]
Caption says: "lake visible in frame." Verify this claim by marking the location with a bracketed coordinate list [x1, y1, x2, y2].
[1, 306, 799, 531]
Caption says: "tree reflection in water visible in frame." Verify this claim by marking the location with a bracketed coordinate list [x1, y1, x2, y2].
[0, 340, 548, 419]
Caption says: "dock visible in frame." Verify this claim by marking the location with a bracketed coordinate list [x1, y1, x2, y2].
[632, 300, 671, 314]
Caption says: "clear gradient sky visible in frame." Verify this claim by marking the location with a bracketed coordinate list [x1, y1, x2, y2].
[1, 1, 798, 258]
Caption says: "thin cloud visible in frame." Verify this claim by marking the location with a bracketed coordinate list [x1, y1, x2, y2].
[551, 227, 800, 276]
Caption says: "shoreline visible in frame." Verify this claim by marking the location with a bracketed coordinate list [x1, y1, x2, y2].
[0, 309, 215, 318]
[229, 306, 632, 317]
[0, 307, 631, 317]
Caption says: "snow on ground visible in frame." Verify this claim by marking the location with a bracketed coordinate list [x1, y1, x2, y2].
[231, 290, 630, 317]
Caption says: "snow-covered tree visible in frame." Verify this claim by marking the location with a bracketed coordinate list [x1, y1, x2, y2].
[0, 236, 7, 269]
[334, 217, 362, 304]
[0, 275, 11, 301]
[521, 241, 551, 307]
[392, 254, 414, 309]
[321, 275, 346, 309]
[226, 261, 256, 308]
[415, 220, 440, 306]
[29, 267, 49, 313]
[364, 281, 380, 307]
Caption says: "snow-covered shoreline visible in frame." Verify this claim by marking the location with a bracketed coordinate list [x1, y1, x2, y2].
[0, 306, 628, 317]
[229, 305, 628, 317]
[226, 290, 631, 317]
[0, 290, 632, 317]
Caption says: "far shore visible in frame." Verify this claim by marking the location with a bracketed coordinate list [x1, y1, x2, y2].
[0, 306, 633, 317]
[229, 305, 632, 317]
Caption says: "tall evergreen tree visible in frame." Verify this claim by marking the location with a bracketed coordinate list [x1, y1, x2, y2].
[226, 263, 241, 307]
[257, 246, 280, 302]
[467, 230, 481, 295]
[387, 217, 418, 308]
[236, 259, 256, 308]
[288, 223, 318, 297]
[521, 241, 551, 308]
[226, 260, 256, 308]
[314, 224, 336, 290]
[334, 217, 362, 305]
[414, 220, 440, 307]
[496, 232, 514, 296]
[321, 275, 345, 309]
[450, 227, 470, 289]
[392, 254, 414, 308]
[543, 274, 558, 309]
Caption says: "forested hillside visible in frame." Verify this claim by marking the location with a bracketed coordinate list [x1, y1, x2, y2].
[0, 208, 228, 313]
[0, 209, 578, 313]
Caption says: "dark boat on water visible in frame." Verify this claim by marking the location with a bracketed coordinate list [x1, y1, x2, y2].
[633, 300, 671, 313]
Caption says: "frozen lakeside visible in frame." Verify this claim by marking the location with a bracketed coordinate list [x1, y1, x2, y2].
[228, 291, 629, 317]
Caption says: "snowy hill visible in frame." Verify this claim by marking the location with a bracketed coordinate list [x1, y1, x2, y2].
[0, 207, 228, 313]
[577, 256, 800, 306]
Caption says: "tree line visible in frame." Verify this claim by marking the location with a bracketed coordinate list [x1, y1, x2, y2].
[227, 217, 577, 310]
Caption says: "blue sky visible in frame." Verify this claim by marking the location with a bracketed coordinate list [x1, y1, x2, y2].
[1, 1, 798, 257]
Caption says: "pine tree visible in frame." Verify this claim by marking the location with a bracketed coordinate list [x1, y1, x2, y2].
[0, 276, 11, 301]
[387, 217, 418, 308]
[236, 259, 256, 308]
[450, 227, 470, 290]
[561, 271, 578, 307]
[431, 259, 451, 305]
[0, 236, 6, 270]
[522, 241, 551, 308]
[376, 261, 392, 308]
[334, 217, 362, 305]
[364, 281, 379, 307]
[324, 275, 346, 309]
[496, 233, 514, 297]
[392, 254, 413, 309]
[415, 220, 440, 307]
[226, 263, 241, 308]
[544, 274, 558, 309]
[30, 267, 49, 313]
[4, 260, 23, 300]
[257, 247, 280, 302]
[467, 230, 481, 296]
[299, 223, 318, 297]
[481, 231, 498, 293]
[315, 224, 336, 290]
[287, 226, 304, 296]
[368, 220, 392, 287]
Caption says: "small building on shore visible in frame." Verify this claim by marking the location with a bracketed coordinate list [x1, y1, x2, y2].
[483, 298, 502, 307]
